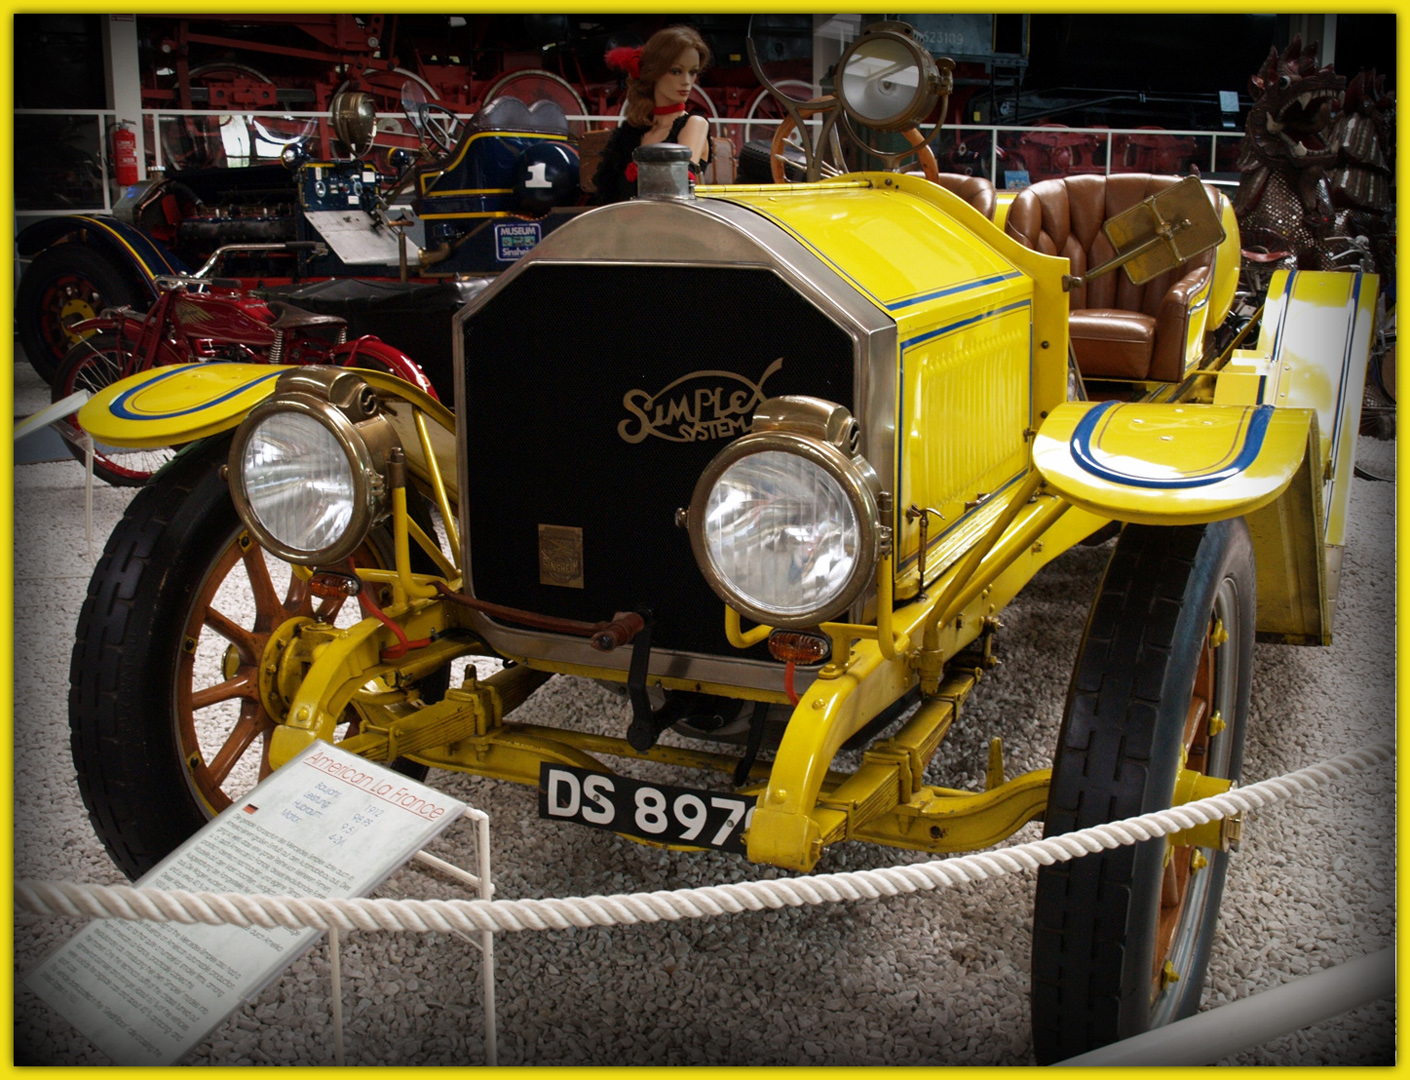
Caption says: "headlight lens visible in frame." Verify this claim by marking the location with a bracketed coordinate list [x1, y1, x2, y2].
[703, 450, 861, 619]
[241, 411, 357, 555]
[688, 398, 884, 630]
[841, 37, 922, 124]
[228, 369, 400, 566]
[835, 23, 942, 133]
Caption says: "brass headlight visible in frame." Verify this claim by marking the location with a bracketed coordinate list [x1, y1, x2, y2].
[330, 90, 378, 158]
[835, 21, 943, 133]
[687, 397, 884, 629]
[228, 368, 400, 566]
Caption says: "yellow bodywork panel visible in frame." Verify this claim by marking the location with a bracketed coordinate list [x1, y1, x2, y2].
[1034, 399, 1329, 641]
[1219, 269, 1377, 550]
[716, 173, 1069, 406]
[718, 174, 1022, 311]
[1167, 190, 1242, 378]
[1244, 435, 1329, 643]
[1032, 400, 1316, 525]
[1212, 268, 1375, 638]
[896, 301, 1034, 596]
[714, 174, 1073, 597]
[1205, 191, 1242, 333]
[80, 362, 293, 447]
[992, 190, 1018, 231]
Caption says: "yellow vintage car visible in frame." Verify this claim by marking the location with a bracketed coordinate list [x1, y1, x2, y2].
[67, 22, 1375, 1063]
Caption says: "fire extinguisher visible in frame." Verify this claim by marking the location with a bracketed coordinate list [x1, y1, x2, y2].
[111, 120, 138, 187]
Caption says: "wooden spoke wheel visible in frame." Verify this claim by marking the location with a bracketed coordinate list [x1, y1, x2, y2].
[69, 434, 446, 879]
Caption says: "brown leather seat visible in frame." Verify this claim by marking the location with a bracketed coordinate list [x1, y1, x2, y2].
[932, 172, 997, 221]
[1003, 173, 1218, 382]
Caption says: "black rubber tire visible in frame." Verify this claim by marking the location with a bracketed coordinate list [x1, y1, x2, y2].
[1030, 519, 1255, 1063]
[69, 434, 446, 880]
[17, 243, 146, 384]
[51, 333, 177, 487]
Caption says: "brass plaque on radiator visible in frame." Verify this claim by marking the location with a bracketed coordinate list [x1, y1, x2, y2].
[538, 525, 584, 589]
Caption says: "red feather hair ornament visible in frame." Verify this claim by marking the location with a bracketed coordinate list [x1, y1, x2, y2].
[605, 45, 642, 79]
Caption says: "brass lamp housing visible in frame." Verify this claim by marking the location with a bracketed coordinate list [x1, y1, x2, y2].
[330, 90, 378, 158]
[835, 22, 943, 134]
[687, 396, 884, 630]
[228, 368, 401, 566]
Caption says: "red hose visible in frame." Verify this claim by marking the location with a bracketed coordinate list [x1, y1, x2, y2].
[351, 562, 431, 660]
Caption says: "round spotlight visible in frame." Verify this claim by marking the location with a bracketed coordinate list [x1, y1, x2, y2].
[330, 90, 378, 158]
[240, 411, 358, 557]
[836, 22, 942, 133]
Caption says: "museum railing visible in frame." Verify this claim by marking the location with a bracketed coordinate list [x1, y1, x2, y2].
[13, 106, 1246, 220]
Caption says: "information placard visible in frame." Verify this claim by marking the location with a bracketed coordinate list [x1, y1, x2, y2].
[26, 744, 467, 1065]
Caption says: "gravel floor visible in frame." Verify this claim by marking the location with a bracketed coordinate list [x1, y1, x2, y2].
[12, 354, 1397, 1065]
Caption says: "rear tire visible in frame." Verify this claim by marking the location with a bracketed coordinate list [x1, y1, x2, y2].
[1030, 519, 1255, 1062]
[17, 244, 145, 384]
[69, 434, 445, 879]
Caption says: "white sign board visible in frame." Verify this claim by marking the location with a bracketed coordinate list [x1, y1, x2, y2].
[303, 210, 406, 265]
[26, 744, 466, 1065]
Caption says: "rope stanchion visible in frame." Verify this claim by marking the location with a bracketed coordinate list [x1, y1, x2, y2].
[328, 924, 345, 1067]
[15, 743, 1391, 937]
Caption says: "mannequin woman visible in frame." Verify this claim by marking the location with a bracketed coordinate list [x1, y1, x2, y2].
[592, 26, 713, 204]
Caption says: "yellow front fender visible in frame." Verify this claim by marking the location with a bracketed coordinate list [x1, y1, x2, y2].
[1034, 399, 1330, 643]
[1032, 400, 1317, 525]
[79, 363, 296, 447]
[79, 362, 452, 451]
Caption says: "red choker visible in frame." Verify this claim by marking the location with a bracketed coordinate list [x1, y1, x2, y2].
[653, 103, 686, 115]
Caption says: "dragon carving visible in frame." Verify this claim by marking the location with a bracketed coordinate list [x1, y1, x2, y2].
[1326, 68, 1396, 285]
[1232, 36, 1345, 271]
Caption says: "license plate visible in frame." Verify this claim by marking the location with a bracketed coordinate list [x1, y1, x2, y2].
[538, 764, 756, 854]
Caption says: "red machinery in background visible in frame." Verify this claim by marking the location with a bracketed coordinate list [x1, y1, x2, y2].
[52, 268, 437, 486]
[139, 14, 812, 170]
[1001, 123, 1108, 182]
[1114, 126, 1200, 174]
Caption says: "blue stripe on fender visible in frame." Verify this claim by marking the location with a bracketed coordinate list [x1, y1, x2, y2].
[1070, 400, 1276, 489]
[71, 215, 188, 281]
[110, 366, 285, 420]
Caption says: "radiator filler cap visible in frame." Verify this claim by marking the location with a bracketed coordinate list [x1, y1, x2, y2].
[633, 142, 694, 201]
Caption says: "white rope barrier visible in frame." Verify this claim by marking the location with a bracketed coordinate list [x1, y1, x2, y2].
[15, 743, 1390, 937]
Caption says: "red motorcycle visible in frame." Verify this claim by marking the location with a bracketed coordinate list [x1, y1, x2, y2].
[52, 272, 437, 486]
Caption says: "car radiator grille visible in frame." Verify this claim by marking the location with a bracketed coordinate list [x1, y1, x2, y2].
[460, 263, 856, 657]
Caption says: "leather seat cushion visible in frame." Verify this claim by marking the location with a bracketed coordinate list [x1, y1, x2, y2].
[1069, 309, 1156, 379]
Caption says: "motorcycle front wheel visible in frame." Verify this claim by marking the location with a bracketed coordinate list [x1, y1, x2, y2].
[52, 332, 178, 486]
[68, 433, 446, 879]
